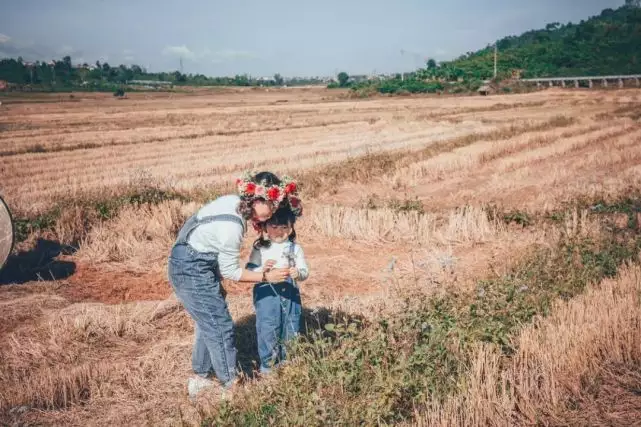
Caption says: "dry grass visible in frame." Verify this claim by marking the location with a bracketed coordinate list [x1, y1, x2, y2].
[390, 118, 602, 186]
[417, 263, 641, 427]
[75, 200, 191, 274]
[339, 116, 641, 213]
[1, 88, 626, 216]
[0, 297, 191, 417]
[310, 204, 504, 244]
[298, 115, 578, 199]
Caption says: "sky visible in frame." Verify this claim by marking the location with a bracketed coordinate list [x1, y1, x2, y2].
[0, 0, 625, 77]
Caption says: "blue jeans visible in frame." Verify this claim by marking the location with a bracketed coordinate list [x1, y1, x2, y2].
[253, 281, 302, 373]
[168, 243, 237, 387]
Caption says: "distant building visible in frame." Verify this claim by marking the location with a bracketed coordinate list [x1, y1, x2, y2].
[349, 74, 369, 83]
[256, 76, 275, 85]
[0, 80, 7, 90]
[75, 64, 97, 71]
[127, 80, 173, 86]
[477, 84, 494, 95]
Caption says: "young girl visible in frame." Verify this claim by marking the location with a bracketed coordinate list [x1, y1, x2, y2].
[246, 202, 309, 374]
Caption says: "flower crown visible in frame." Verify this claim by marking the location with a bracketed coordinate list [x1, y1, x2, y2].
[236, 172, 303, 217]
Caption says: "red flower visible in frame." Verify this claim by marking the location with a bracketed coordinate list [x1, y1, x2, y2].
[290, 196, 300, 207]
[266, 186, 280, 201]
[245, 182, 256, 195]
[235, 178, 242, 186]
[285, 182, 297, 194]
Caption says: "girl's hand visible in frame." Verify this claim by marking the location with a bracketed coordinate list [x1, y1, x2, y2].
[265, 268, 289, 283]
[289, 267, 299, 280]
[264, 259, 277, 271]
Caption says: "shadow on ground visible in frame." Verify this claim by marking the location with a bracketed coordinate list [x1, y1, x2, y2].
[234, 306, 366, 378]
[0, 239, 76, 285]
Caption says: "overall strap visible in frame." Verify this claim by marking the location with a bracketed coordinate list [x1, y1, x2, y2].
[286, 242, 298, 288]
[177, 213, 245, 245]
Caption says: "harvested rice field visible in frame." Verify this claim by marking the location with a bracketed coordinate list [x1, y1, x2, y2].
[1, 86, 641, 426]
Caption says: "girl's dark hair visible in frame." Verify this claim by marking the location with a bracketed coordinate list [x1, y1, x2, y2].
[253, 204, 297, 249]
[237, 171, 282, 220]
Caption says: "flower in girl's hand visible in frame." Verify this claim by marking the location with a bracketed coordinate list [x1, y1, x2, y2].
[264, 259, 277, 271]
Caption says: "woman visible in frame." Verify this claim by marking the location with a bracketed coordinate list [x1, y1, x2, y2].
[168, 171, 295, 399]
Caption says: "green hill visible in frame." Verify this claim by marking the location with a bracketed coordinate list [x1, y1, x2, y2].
[435, 3, 641, 80]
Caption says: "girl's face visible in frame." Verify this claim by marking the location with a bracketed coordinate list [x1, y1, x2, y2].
[266, 222, 292, 243]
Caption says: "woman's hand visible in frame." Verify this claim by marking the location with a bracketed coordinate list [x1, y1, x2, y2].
[289, 267, 299, 280]
[265, 268, 289, 283]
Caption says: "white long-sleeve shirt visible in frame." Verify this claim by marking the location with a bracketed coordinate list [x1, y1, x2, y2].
[246, 240, 309, 282]
[187, 194, 245, 281]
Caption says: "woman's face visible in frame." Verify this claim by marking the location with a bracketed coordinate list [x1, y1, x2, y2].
[252, 200, 273, 223]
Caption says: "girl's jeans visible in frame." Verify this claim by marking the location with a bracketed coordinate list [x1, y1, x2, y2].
[168, 243, 237, 387]
[253, 280, 302, 373]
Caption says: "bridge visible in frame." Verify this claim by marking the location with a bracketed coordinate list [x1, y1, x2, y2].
[520, 74, 641, 88]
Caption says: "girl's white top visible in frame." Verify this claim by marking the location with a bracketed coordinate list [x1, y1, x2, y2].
[187, 194, 245, 281]
[246, 240, 309, 282]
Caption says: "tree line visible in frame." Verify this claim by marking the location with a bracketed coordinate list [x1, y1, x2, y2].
[333, 3, 641, 96]
[426, 3, 641, 81]
[0, 56, 322, 90]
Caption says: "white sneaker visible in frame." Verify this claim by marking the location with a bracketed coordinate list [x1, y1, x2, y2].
[188, 376, 215, 400]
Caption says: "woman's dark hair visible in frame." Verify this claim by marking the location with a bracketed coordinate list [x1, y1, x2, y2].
[253, 171, 281, 187]
[237, 171, 282, 220]
[253, 204, 297, 249]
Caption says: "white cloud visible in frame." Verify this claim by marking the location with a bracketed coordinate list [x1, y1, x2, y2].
[124, 55, 135, 62]
[123, 49, 134, 55]
[0, 34, 10, 44]
[162, 45, 197, 60]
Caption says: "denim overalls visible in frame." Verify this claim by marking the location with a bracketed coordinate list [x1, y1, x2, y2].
[252, 243, 302, 374]
[168, 212, 244, 388]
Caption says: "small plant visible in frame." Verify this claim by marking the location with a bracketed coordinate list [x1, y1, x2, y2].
[387, 198, 425, 214]
[14, 208, 61, 241]
[502, 210, 532, 227]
